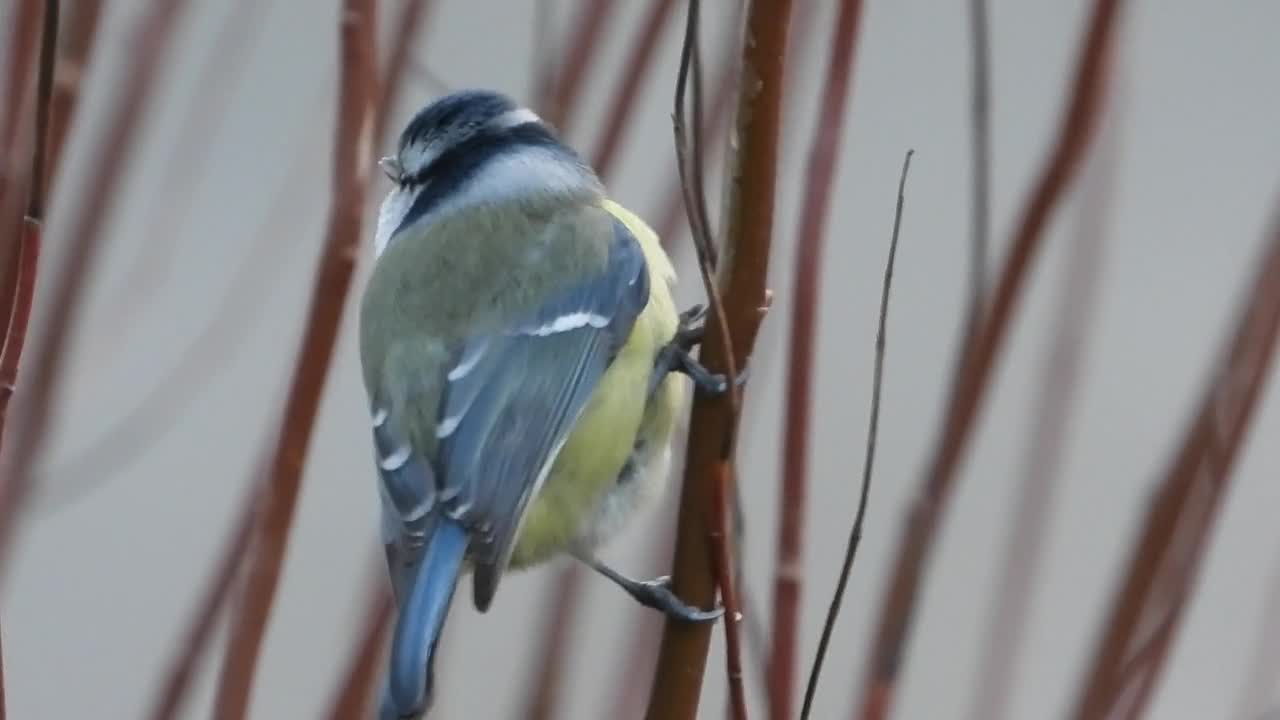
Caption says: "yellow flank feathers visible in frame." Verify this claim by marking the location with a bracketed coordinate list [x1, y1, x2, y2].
[508, 199, 686, 567]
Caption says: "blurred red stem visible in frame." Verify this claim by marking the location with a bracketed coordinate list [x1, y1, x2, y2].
[375, 0, 437, 144]
[326, 565, 394, 720]
[542, 0, 619, 132]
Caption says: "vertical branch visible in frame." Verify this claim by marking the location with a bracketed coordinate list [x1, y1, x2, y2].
[0, 0, 189, 584]
[768, 1, 866, 717]
[211, 2, 377, 718]
[801, 149, 913, 720]
[325, 561, 394, 720]
[0, 0, 41, 278]
[966, 73, 1120, 720]
[644, 0, 794, 717]
[853, 1, 1125, 718]
[1070, 205, 1280, 720]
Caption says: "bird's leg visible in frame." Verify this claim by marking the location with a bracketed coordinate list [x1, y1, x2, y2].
[572, 551, 723, 623]
[648, 304, 751, 397]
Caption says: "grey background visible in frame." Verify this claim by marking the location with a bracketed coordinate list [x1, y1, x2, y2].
[4, 0, 1280, 718]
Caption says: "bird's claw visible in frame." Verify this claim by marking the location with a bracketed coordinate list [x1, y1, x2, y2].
[627, 576, 724, 624]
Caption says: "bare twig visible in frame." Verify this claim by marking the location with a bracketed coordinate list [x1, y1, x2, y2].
[326, 560, 394, 720]
[1070, 203, 1280, 720]
[0, 0, 189, 585]
[801, 149, 912, 720]
[0, 0, 42, 292]
[769, 1, 866, 717]
[644, 0, 793, 717]
[967, 72, 1121, 720]
[211, 3, 377, 717]
[147, 480, 260, 720]
[853, 1, 1125, 717]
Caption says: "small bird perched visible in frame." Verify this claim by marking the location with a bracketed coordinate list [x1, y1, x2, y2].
[359, 89, 731, 719]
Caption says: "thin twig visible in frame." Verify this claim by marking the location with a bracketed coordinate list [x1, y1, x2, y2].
[146, 480, 260, 720]
[325, 561, 394, 720]
[769, 1, 866, 717]
[853, 2, 1125, 717]
[1070, 202, 1280, 720]
[0, 0, 42, 293]
[644, 0, 793, 717]
[211, 3, 377, 717]
[966, 69, 1121, 720]
[801, 149, 912, 720]
[0, 0, 189, 586]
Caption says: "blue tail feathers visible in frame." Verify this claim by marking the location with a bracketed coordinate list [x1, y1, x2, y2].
[383, 518, 469, 718]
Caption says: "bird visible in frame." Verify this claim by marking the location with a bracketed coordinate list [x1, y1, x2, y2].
[359, 88, 733, 718]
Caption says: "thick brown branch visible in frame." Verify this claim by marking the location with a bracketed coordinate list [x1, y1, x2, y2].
[644, 0, 794, 716]
[853, 1, 1125, 717]
[211, 3, 377, 717]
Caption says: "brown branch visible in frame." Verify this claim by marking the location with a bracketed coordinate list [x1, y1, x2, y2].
[1069, 202, 1280, 720]
[211, 2, 378, 717]
[967, 74, 1121, 720]
[853, 1, 1125, 717]
[146, 480, 259, 720]
[374, 0, 437, 145]
[0, 0, 189, 585]
[769, 1, 865, 717]
[0, 0, 41, 289]
[644, 0, 793, 717]
[44, 0, 102, 185]
[325, 560, 394, 720]
[542, 0, 619, 132]
[801, 149, 912, 720]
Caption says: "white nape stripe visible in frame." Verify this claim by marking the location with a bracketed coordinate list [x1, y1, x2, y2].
[436, 414, 463, 438]
[379, 148, 601, 254]
[379, 444, 412, 471]
[372, 407, 388, 427]
[491, 107, 541, 129]
[526, 311, 610, 336]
